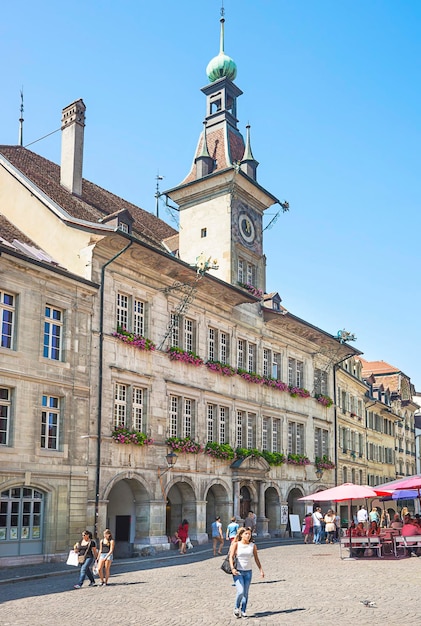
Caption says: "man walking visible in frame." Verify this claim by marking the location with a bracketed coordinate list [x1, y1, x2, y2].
[312, 507, 323, 544]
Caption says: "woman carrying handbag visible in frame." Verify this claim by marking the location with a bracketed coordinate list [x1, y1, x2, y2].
[73, 530, 98, 588]
[229, 527, 264, 619]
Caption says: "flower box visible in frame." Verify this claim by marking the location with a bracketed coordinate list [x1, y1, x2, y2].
[112, 426, 153, 446]
[113, 327, 156, 351]
[167, 347, 203, 366]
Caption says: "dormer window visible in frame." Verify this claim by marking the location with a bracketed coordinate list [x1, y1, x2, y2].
[118, 222, 129, 234]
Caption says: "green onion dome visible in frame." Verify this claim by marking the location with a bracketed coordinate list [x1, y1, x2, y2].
[206, 17, 237, 83]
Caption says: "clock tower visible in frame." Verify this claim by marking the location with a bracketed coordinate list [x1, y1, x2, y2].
[165, 13, 282, 293]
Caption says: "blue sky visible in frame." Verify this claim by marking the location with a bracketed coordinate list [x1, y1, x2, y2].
[1, 1, 420, 389]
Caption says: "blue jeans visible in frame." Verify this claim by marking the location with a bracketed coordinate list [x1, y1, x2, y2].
[233, 569, 252, 613]
[313, 525, 321, 543]
[78, 556, 95, 586]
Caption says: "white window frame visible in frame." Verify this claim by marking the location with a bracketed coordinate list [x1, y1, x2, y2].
[170, 314, 196, 352]
[288, 357, 304, 387]
[43, 306, 63, 361]
[114, 383, 147, 432]
[0, 387, 11, 445]
[0, 291, 15, 350]
[41, 395, 60, 450]
[314, 427, 328, 457]
[117, 293, 146, 336]
[287, 421, 304, 454]
[169, 395, 195, 438]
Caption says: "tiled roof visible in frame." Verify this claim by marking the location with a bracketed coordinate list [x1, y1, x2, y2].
[181, 125, 245, 184]
[0, 146, 177, 250]
[0, 213, 34, 246]
[359, 358, 400, 376]
[0, 212, 65, 268]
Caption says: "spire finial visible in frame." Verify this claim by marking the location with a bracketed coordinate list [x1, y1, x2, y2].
[219, 2, 225, 53]
[18, 88, 24, 147]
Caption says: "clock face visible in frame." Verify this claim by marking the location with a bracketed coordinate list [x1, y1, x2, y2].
[238, 212, 256, 244]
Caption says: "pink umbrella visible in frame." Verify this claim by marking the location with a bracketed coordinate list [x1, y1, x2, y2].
[384, 475, 421, 491]
[298, 483, 392, 555]
[298, 482, 392, 502]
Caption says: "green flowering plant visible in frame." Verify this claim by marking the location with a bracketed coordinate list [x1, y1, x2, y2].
[205, 360, 236, 376]
[315, 455, 336, 470]
[204, 442, 235, 460]
[112, 426, 153, 446]
[286, 453, 310, 466]
[167, 346, 203, 366]
[261, 450, 286, 466]
[113, 326, 156, 351]
[166, 436, 202, 454]
[315, 393, 333, 408]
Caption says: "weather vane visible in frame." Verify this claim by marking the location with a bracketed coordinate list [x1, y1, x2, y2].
[336, 329, 357, 344]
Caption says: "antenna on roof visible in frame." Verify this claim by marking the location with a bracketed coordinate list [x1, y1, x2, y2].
[155, 173, 164, 218]
[18, 88, 24, 147]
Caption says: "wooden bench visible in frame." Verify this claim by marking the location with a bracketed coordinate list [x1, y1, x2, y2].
[394, 535, 421, 558]
[340, 535, 382, 559]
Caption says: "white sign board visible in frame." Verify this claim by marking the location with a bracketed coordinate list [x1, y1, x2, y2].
[289, 514, 301, 533]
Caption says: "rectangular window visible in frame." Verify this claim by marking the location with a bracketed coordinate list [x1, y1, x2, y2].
[288, 358, 304, 387]
[201, 228, 207, 238]
[0, 388, 11, 445]
[247, 413, 256, 448]
[169, 395, 195, 438]
[43, 306, 62, 360]
[206, 404, 229, 444]
[236, 411, 243, 447]
[220, 332, 228, 363]
[208, 328, 216, 361]
[170, 314, 196, 352]
[207, 328, 230, 364]
[0, 291, 15, 349]
[237, 339, 245, 369]
[288, 421, 304, 454]
[247, 343, 256, 372]
[263, 349, 281, 379]
[262, 418, 268, 450]
[314, 427, 328, 457]
[114, 383, 147, 432]
[117, 293, 146, 336]
[116, 293, 129, 329]
[238, 260, 245, 284]
[41, 395, 60, 450]
[133, 299, 145, 337]
[314, 368, 328, 395]
[207, 404, 214, 442]
[272, 419, 280, 452]
[238, 259, 257, 286]
[238, 339, 256, 372]
[114, 383, 127, 427]
[132, 387, 144, 431]
[184, 318, 193, 352]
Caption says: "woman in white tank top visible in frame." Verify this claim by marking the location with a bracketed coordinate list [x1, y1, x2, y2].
[228, 526, 264, 618]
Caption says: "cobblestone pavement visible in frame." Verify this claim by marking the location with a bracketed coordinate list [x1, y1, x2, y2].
[1, 541, 421, 625]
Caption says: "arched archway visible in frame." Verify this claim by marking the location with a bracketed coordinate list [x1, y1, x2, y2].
[287, 487, 305, 535]
[265, 486, 280, 534]
[107, 477, 151, 557]
[167, 480, 196, 540]
[205, 482, 230, 536]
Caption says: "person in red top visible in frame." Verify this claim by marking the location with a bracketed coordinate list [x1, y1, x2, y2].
[401, 515, 421, 556]
[351, 521, 366, 557]
[176, 519, 189, 555]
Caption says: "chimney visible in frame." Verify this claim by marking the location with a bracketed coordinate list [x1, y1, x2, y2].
[60, 99, 86, 195]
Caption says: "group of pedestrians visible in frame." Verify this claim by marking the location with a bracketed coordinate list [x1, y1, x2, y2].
[303, 507, 340, 544]
[73, 528, 115, 589]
